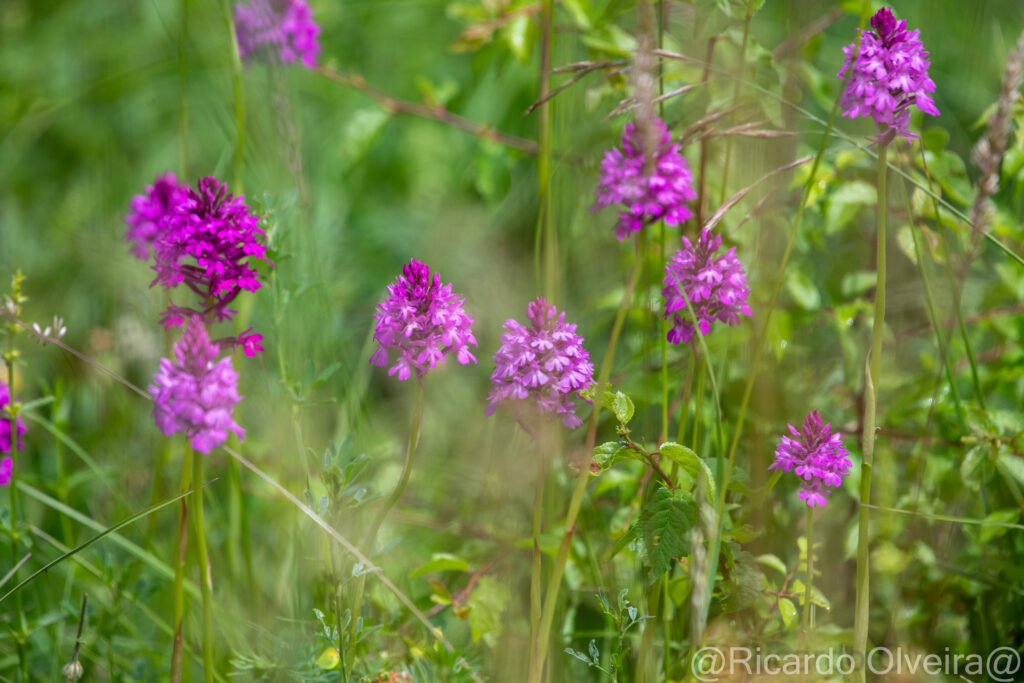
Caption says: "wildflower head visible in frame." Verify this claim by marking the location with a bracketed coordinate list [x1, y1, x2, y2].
[485, 297, 595, 429]
[150, 316, 244, 454]
[369, 259, 477, 381]
[662, 229, 752, 345]
[1, 381, 26, 456]
[124, 172, 189, 260]
[837, 6, 939, 143]
[235, 0, 321, 69]
[152, 175, 270, 329]
[769, 411, 851, 507]
[593, 117, 696, 240]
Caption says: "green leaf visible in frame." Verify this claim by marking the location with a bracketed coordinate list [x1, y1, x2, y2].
[593, 441, 631, 469]
[411, 553, 471, 577]
[610, 391, 635, 425]
[825, 180, 876, 233]
[980, 509, 1020, 543]
[790, 580, 831, 610]
[779, 598, 798, 628]
[756, 553, 787, 577]
[960, 445, 990, 491]
[658, 442, 716, 501]
[724, 549, 764, 613]
[640, 486, 697, 578]
[996, 452, 1024, 489]
[467, 576, 510, 643]
[785, 270, 821, 310]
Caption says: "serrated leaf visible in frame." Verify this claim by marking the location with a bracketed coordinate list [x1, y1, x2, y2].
[960, 445, 990, 491]
[412, 553, 471, 577]
[593, 441, 631, 469]
[610, 391, 634, 424]
[640, 486, 697, 578]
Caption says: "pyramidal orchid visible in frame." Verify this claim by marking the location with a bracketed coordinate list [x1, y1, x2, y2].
[370, 259, 477, 380]
[838, 7, 939, 142]
[150, 176, 271, 334]
[593, 117, 696, 240]
[486, 297, 595, 429]
[150, 316, 244, 454]
[662, 229, 752, 345]
[235, 0, 321, 69]
[770, 410, 852, 508]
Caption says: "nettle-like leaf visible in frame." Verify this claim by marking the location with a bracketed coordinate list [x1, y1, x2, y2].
[640, 485, 697, 578]
[724, 548, 764, 613]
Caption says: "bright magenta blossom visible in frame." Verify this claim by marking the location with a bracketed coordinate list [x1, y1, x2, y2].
[770, 411, 851, 507]
[593, 118, 696, 240]
[486, 298, 594, 429]
[150, 317, 244, 454]
[370, 260, 477, 380]
[838, 7, 939, 142]
[663, 229, 751, 345]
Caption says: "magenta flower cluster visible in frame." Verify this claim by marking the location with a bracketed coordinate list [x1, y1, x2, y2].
[124, 173, 189, 260]
[593, 118, 697, 240]
[235, 0, 321, 69]
[838, 7, 939, 142]
[1, 382, 26, 486]
[485, 298, 595, 430]
[150, 317, 245, 454]
[662, 229, 752, 345]
[370, 260, 478, 381]
[770, 411, 851, 507]
[151, 176, 269, 329]
[125, 174, 270, 355]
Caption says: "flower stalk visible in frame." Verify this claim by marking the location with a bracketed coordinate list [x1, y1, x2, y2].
[854, 139, 888, 674]
[192, 448, 214, 683]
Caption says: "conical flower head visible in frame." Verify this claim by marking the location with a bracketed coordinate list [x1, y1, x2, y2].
[150, 316, 244, 454]
[370, 259, 478, 380]
[235, 0, 321, 68]
[486, 297, 595, 429]
[769, 410, 851, 507]
[662, 229, 752, 345]
[152, 175, 270, 329]
[838, 6, 939, 142]
[124, 172, 189, 260]
[593, 117, 697, 240]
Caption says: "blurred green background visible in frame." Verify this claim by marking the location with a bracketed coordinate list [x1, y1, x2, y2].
[2, 0, 1023, 680]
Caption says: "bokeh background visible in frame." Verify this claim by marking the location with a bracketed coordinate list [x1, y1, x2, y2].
[2, 0, 1023, 680]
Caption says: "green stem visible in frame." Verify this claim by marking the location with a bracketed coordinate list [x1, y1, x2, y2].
[529, 438, 546, 672]
[364, 378, 424, 547]
[192, 449, 214, 683]
[170, 445, 193, 683]
[853, 140, 888, 678]
[802, 507, 814, 642]
[690, 354, 705, 454]
[528, 233, 646, 683]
